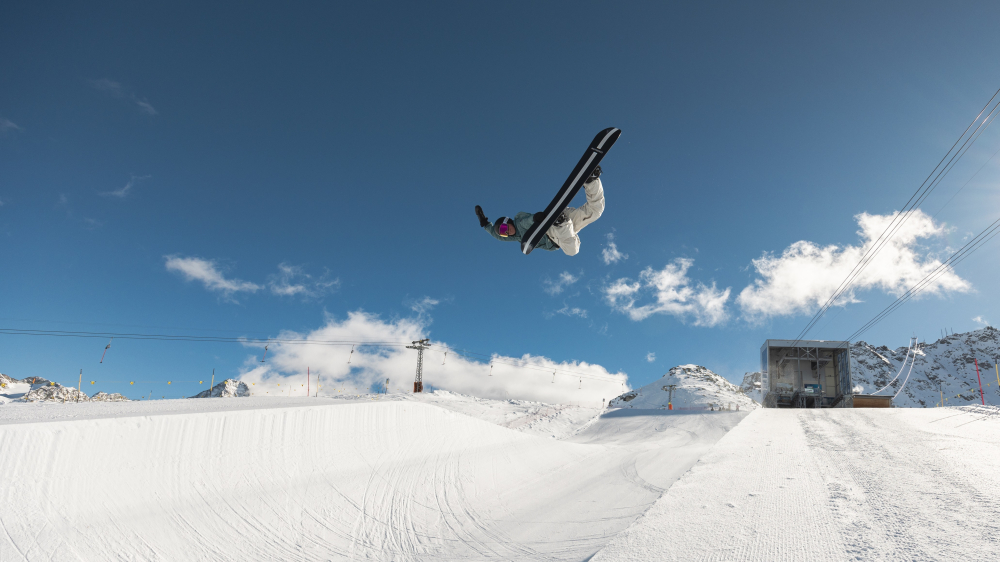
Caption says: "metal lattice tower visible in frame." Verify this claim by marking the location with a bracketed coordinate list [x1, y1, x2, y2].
[406, 339, 430, 392]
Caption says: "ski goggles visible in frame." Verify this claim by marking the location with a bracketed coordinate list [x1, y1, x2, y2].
[497, 218, 514, 237]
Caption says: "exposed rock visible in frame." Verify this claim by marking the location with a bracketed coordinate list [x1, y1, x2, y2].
[90, 392, 130, 402]
[850, 326, 1000, 407]
[22, 385, 91, 403]
[191, 379, 250, 398]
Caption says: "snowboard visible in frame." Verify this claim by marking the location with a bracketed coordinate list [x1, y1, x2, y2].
[521, 127, 622, 255]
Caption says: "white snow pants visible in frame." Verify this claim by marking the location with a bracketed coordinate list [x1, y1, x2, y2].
[546, 178, 604, 256]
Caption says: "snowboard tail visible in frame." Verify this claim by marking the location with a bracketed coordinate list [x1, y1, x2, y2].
[521, 127, 621, 255]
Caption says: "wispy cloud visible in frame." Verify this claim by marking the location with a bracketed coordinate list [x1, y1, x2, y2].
[553, 305, 588, 318]
[89, 78, 158, 116]
[268, 263, 338, 298]
[408, 296, 440, 315]
[543, 271, 580, 295]
[165, 255, 262, 299]
[89, 79, 124, 97]
[973, 316, 991, 327]
[646, 352, 655, 363]
[604, 258, 731, 327]
[0, 118, 22, 133]
[736, 210, 969, 322]
[602, 232, 628, 265]
[100, 174, 151, 198]
[134, 99, 157, 115]
[166, 256, 340, 302]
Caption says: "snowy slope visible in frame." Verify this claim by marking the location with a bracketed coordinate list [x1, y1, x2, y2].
[850, 326, 1000, 407]
[592, 406, 1000, 562]
[609, 364, 757, 411]
[0, 397, 746, 561]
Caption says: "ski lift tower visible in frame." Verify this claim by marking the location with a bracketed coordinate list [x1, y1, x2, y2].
[406, 339, 430, 393]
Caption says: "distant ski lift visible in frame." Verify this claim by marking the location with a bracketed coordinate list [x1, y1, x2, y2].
[260, 344, 269, 363]
[100, 338, 113, 363]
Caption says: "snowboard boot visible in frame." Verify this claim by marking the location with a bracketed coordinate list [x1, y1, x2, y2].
[585, 165, 602, 184]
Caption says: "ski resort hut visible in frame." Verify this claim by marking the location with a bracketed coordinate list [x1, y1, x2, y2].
[760, 340, 853, 408]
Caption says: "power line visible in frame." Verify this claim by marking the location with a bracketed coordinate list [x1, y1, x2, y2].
[0, 327, 625, 384]
[844, 214, 1000, 342]
[792, 85, 1000, 346]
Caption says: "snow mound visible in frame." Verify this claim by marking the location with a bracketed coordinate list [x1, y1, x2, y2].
[91, 392, 130, 402]
[851, 326, 1000, 407]
[22, 385, 90, 403]
[610, 364, 757, 410]
[0, 373, 17, 386]
[191, 379, 250, 398]
[400, 389, 602, 439]
[0, 397, 746, 560]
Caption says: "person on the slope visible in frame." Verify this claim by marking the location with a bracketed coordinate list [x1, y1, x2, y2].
[475, 166, 605, 256]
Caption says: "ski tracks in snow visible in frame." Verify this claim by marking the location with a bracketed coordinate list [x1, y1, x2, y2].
[593, 408, 1000, 562]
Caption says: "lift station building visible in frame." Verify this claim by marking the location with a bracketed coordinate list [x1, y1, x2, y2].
[760, 340, 853, 408]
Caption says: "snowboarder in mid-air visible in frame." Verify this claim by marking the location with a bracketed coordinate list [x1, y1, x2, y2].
[476, 166, 605, 256]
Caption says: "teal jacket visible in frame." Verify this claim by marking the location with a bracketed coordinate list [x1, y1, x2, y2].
[483, 212, 559, 252]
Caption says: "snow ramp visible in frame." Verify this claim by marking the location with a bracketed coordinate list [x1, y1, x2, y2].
[592, 407, 1000, 562]
[0, 400, 746, 561]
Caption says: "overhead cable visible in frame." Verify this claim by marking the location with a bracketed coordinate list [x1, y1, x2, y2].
[791, 85, 1000, 346]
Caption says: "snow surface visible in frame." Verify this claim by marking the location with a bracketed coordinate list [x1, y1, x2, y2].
[610, 364, 758, 411]
[0, 391, 746, 560]
[592, 406, 1000, 562]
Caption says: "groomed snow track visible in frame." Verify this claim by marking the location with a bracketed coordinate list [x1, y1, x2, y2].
[593, 407, 1000, 562]
[0, 399, 745, 561]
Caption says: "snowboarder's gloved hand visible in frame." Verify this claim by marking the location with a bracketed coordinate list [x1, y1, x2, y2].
[475, 205, 489, 228]
[532, 212, 545, 224]
[586, 165, 602, 183]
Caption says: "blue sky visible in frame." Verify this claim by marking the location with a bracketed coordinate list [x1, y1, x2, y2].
[2, 1, 999, 401]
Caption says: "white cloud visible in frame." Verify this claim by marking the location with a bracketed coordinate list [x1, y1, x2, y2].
[89, 79, 157, 116]
[237, 311, 629, 405]
[554, 305, 588, 318]
[543, 271, 579, 295]
[736, 210, 970, 322]
[101, 174, 151, 198]
[89, 79, 124, 97]
[134, 99, 158, 115]
[268, 263, 338, 298]
[646, 352, 655, 363]
[0, 118, 22, 133]
[973, 316, 991, 327]
[165, 255, 261, 297]
[604, 258, 731, 326]
[602, 233, 628, 265]
[408, 296, 440, 314]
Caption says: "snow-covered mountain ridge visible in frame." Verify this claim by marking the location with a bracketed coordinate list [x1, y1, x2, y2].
[1, 376, 129, 404]
[851, 326, 999, 407]
[737, 327, 999, 407]
[610, 364, 757, 410]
